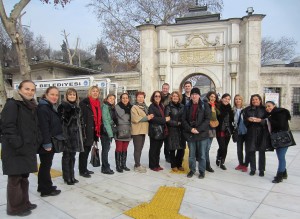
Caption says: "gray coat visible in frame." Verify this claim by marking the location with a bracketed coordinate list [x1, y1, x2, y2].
[114, 104, 132, 141]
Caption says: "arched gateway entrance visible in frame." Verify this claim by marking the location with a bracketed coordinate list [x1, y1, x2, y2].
[180, 74, 216, 98]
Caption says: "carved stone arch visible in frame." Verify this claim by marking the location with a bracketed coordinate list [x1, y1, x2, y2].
[174, 68, 221, 93]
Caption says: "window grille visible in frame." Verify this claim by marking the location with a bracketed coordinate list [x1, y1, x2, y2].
[292, 87, 300, 116]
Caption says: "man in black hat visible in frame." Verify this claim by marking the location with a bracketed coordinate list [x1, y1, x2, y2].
[182, 87, 211, 179]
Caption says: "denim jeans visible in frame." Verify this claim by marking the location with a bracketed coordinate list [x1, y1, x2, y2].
[276, 147, 288, 172]
[188, 138, 209, 173]
[100, 136, 112, 171]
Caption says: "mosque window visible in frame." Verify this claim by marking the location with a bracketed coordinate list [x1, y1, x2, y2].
[292, 88, 300, 116]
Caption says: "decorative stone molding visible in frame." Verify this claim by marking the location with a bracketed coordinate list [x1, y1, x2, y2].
[174, 33, 221, 48]
[230, 72, 237, 79]
[178, 50, 216, 64]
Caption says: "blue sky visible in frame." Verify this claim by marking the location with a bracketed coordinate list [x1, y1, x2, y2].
[3, 0, 300, 57]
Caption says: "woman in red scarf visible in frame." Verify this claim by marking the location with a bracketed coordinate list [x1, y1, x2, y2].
[79, 86, 102, 178]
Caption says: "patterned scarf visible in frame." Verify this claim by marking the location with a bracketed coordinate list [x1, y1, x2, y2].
[89, 97, 102, 137]
[136, 102, 148, 114]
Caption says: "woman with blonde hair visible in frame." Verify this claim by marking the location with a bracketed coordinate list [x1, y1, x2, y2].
[233, 94, 248, 172]
[165, 91, 185, 171]
[58, 88, 84, 185]
[79, 86, 102, 178]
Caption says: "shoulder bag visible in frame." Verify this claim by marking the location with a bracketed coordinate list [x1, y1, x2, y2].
[51, 134, 67, 153]
[270, 130, 296, 149]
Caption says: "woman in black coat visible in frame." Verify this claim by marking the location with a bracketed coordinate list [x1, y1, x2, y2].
[216, 93, 234, 170]
[148, 91, 170, 171]
[243, 94, 269, 177]
[58, 88, 84, 185]
[79, 86, 102, 178]
[1, 80, 41, 216]
[37, 86, 62, 197]
[266, 101, 292, 183]
[165, 91, 185, 172]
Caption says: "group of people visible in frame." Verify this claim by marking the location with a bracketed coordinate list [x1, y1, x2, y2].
[1, 80, 294, 216]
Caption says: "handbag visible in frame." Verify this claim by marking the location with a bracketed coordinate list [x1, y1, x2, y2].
[150, 124, 164, 140]
[117, 125, 131, 139]
[90, 143, 100, 167]
[270, 130, 296, 149]
[209, 120, 219, 128]
[51, 134, 67, 153]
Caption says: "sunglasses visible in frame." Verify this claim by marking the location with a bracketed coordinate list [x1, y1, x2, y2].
[154, 95, 161, 98]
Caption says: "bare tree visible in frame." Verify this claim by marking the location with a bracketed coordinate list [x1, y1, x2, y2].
[89, 0, 223, 71]
[0, 0, 72, 79]
[261, 36, 297, 64]
[61, 29, 79, 65]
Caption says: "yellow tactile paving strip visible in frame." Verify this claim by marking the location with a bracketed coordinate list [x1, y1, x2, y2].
[170, 147, 190, 174]
[33, 164, 62, 178]
[124, 186, 190, 219]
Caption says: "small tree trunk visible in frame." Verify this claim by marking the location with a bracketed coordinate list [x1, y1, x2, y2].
[14, 40, 31, 80]
[0, 60, 8, 112]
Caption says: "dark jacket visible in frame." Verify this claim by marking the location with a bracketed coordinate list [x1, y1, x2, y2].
[165, 102, 185, 150]
[181, 93, 190, 106]
[80, 98, 97, 146]
[182, 100, 211, 142]
[243, 105, 270, 152]
[268, 107, 291, 132]
[216, 103, 234, 135]
[1, 92, 41, 175]
[58, 101, 84, 152]
[37, 99, 63, 154]
[148, 103, 167, 140]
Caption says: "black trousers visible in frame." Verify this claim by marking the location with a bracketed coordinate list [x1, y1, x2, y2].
[247, 151, 266, 172]
[133, 134, 146, 167]
[216, 135, 231, 163]
[62, 152, 76, 180]
[163, 138, 170, 159]
[7, 174, 30, 214]
[79, 145, 92, 174]
[38, 152, 55, 194]
[149, 137, 164, 169]
[169, 149, 184, 168]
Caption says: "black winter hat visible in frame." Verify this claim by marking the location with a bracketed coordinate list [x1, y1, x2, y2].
[191, 87, 201, 95]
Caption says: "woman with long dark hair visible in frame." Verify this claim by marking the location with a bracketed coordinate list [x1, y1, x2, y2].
[148, 91, 170, 171]
[79, 86, 102, 178]
[114, 93, 132, 172]
[243, 94, 269, 176]
[216, 93, 234, 170]
[100, 94, 116, 174]
[37, 86, 62, 197]
[58, 88, 84, 185]
[2, 80, 41, 216]
[266, 101, 292, 183]
[206, 91, 220, 173]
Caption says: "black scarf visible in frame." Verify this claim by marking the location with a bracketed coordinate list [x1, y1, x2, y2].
[20, 94, 37, 110]
[118, 101, 132, 114]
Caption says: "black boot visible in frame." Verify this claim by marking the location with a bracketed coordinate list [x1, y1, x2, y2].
[272, 172, 283, 183]
[220, 160, 227, 170]
[70, 155, 79, 183]
[216, 157, 220, 167]
[121, 151, 130, 171]
[206, 161, 214, 172]
[115, 152, 123, 173]
[62, 153, 74, 185]
[283, 169, 288, 179]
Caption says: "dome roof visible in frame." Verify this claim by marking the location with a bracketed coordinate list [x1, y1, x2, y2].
[263, 59, 286, 66]
[290, 56, 300, 63]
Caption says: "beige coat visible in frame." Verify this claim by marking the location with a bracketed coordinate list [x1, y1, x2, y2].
[131, 105, 149, 135]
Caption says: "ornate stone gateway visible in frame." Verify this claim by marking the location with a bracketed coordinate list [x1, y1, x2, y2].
[138, 6, 264, 103]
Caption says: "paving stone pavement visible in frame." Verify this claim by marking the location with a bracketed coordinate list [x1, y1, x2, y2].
[1, 132, 300, 219]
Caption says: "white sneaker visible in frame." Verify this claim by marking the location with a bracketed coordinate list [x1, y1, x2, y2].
[134, 165, 147, 173]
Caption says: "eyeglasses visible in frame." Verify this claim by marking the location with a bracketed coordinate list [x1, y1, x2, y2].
[154, 95, 161, 98]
